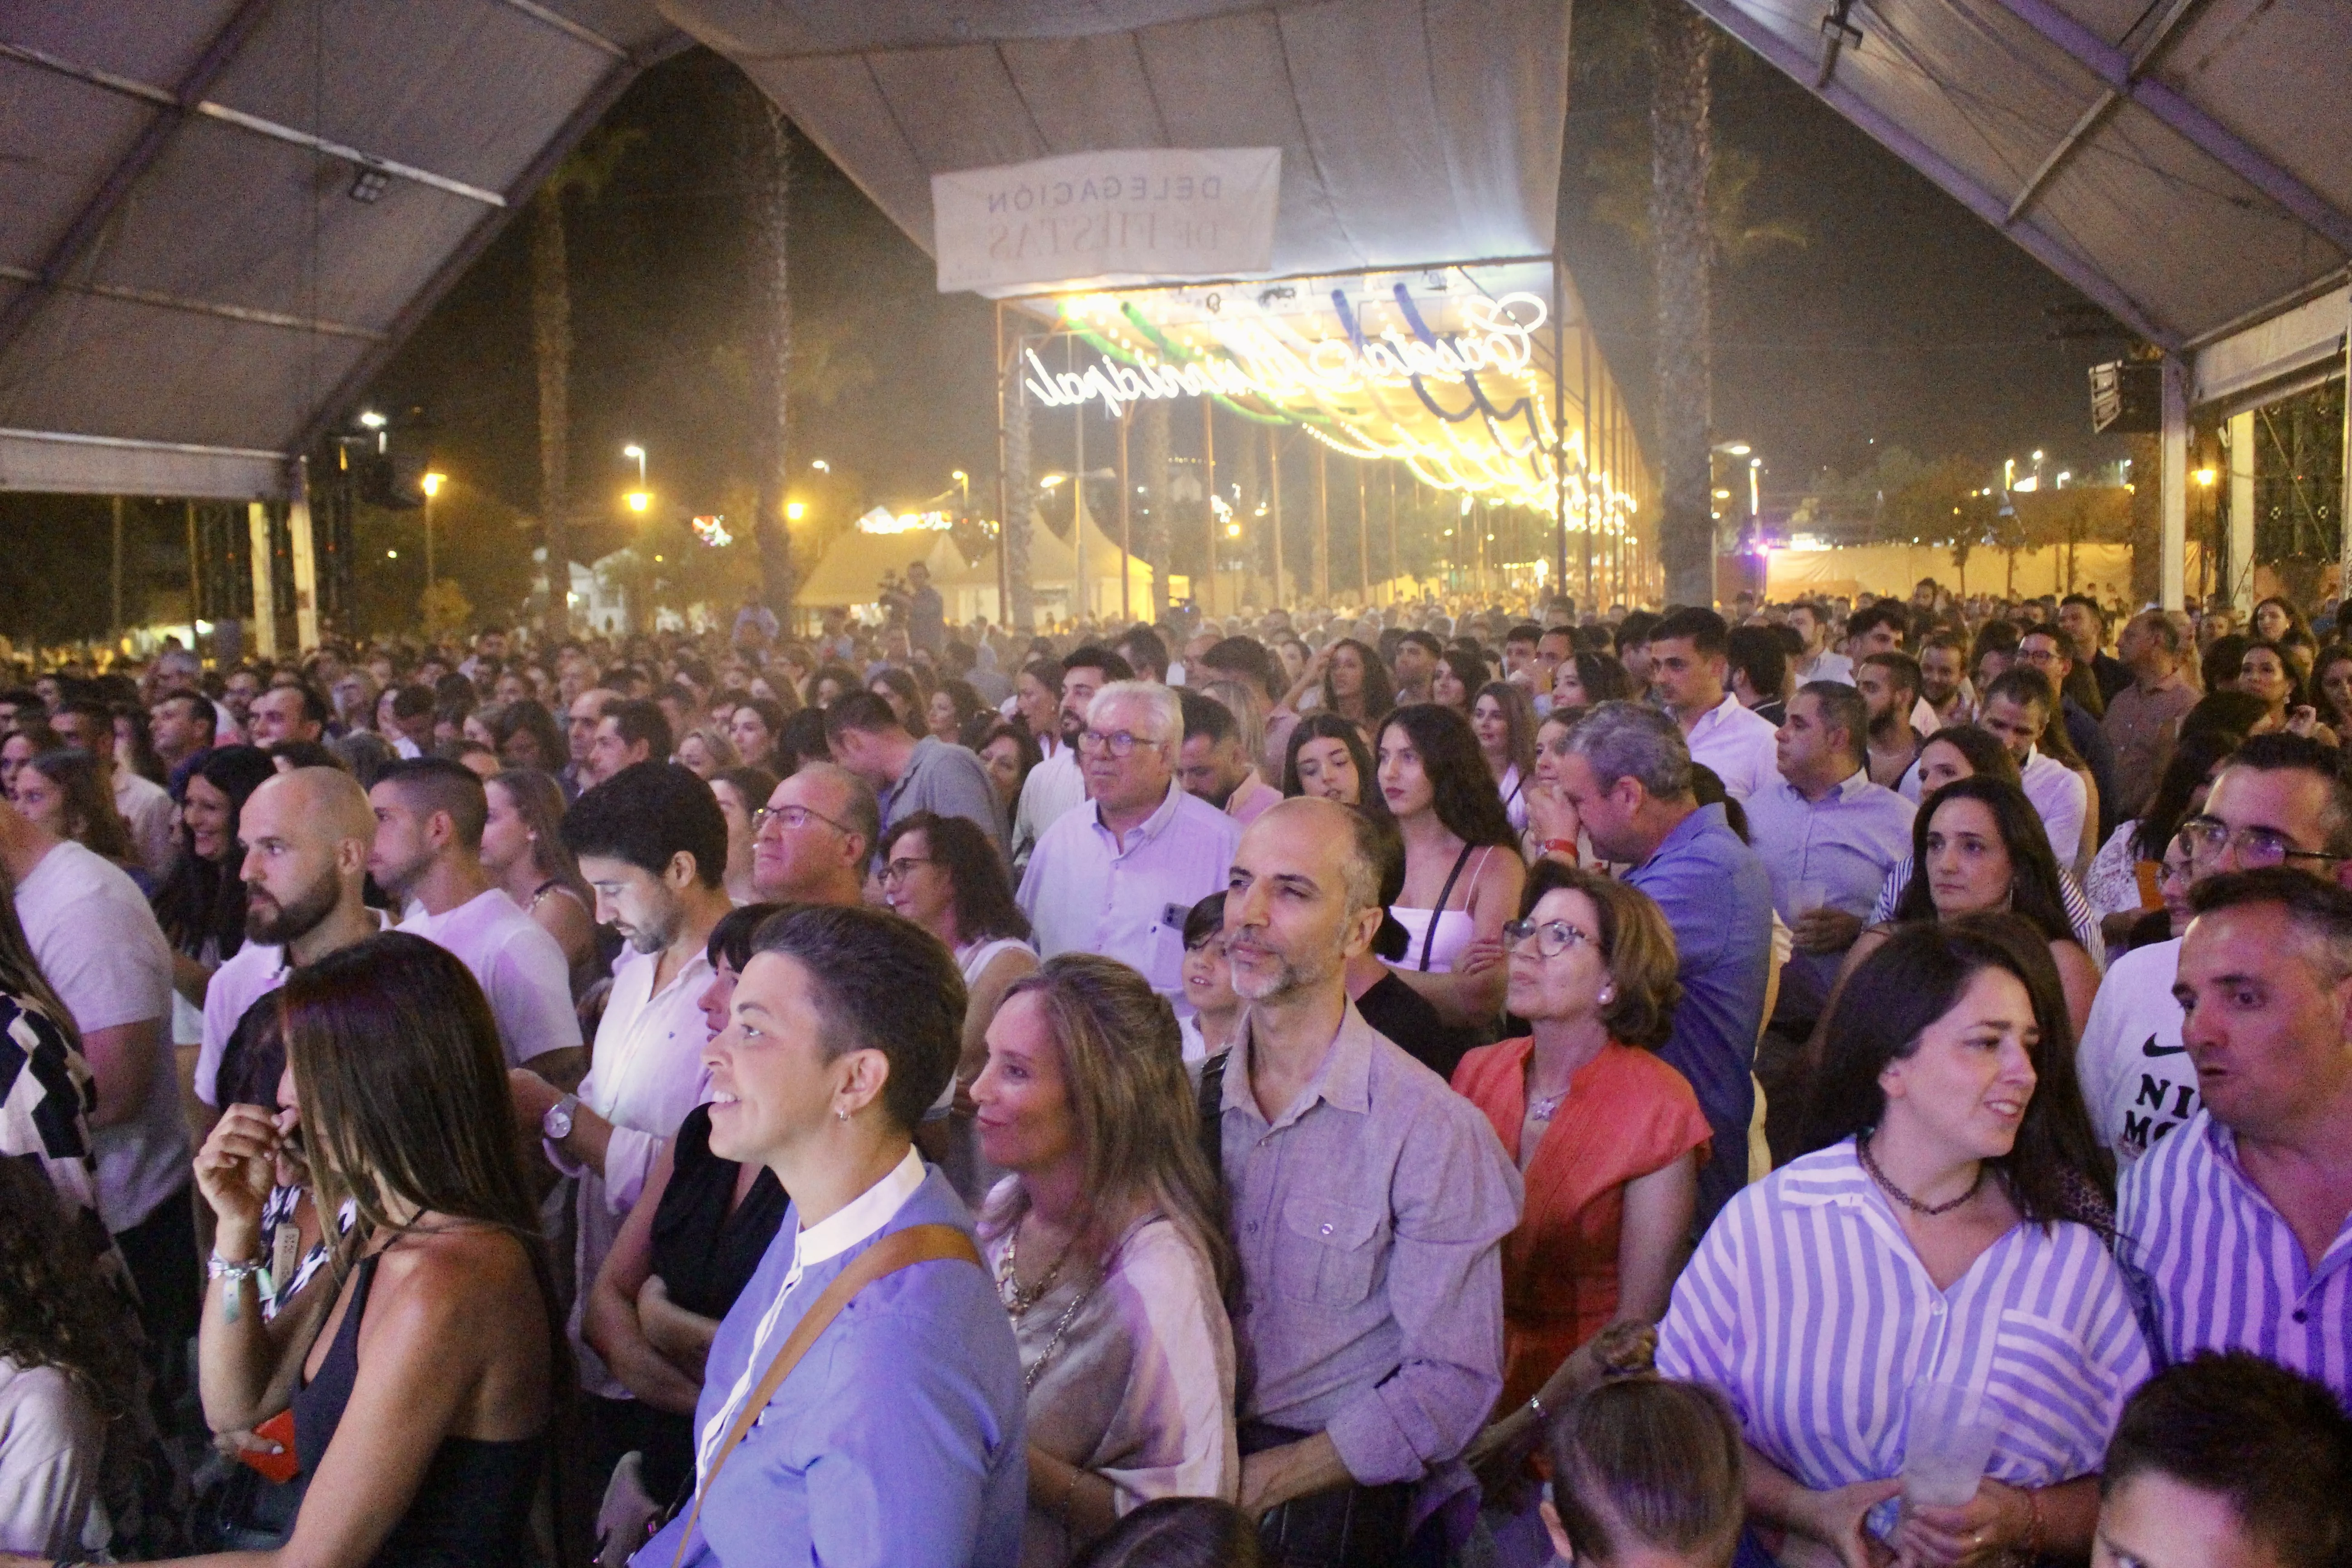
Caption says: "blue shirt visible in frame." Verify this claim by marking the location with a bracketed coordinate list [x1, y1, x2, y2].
[1625, 802, 1774, 1226]
[637, 1166, 1027, 1568]
[1741, 769, 1915, 1021]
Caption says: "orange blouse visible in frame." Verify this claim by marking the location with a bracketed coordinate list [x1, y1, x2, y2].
[1451, 1037, 1712, 1410]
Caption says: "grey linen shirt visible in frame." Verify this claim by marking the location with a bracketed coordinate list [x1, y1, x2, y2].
[1214, 1003, 1522, 1486]
[881, 736, 1009, 861]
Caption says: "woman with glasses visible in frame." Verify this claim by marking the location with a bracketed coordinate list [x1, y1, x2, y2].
[877, 811, 1037, 1196]
[1828, 776, 2102, 1045]
[1454, 863, 1707, 1503]
[1176, 894, 1242, 1066]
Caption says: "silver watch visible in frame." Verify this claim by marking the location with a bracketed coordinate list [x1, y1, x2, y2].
[543, 1093, 579, 1142]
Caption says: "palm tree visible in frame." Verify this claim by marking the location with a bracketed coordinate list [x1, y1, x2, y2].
[1649, 0, 1715, 608]
[529, 124, 642, 636]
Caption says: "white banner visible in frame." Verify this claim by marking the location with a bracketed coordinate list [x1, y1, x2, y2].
[932, 148, 1281, 296]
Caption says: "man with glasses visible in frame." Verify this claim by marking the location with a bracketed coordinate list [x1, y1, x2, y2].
[2076, 734, 2352, 1167]
[1017, 681, 1240, 1001]
[749, 762, 876, 908]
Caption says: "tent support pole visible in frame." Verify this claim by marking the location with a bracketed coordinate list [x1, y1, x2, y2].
[994, 303, 1009, 629]
[186, 500, 201, 636]
[248, 500, 277, 659]
[1118, 409, 1132, 624]
[2161, 354, 2188, 610]
[2341, 308, 2352, 605]
[1269, 428, 1285, 608]
[1552, 256, 1569, 602]
[288, 457, 318, 651]
[2227, 410, 2256, 613]
[1357, 461, 1369, 603]
[1200, 398, 1215, 617]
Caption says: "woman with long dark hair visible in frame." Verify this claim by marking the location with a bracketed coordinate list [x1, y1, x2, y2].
[1377, 704, 1526, 1028]
[1429, 647, 1487, 715]
[2234, 639, 2332, 741]
[1279, 711, 1379, 808]
[186, 933, 562, 1568]
[1830, 776, 2102, 1042]
[1659, 917, 2141, 1568]
[492, 699, 566, 776]
[971, 954, 1236, 1566]
[726, 697, 789, 776]
[1550, 649, 1633, 717]
[152, 745, 276, 1014]
[1277, 637, 1393, 747]
[2085, 730, 2240, 947]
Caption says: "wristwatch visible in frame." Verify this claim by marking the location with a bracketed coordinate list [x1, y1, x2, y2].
[543, 1093, 580, 1142]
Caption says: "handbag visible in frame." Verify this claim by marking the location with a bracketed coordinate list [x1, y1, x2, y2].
[668, 1222, 982, 1568]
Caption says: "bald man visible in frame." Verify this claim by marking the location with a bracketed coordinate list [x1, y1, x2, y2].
[191, 767, 384, 1129]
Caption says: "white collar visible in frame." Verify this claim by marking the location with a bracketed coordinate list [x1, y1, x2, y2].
[788, 1143, 926, 1284]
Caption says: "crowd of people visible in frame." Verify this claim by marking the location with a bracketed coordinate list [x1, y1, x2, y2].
[0, 575, 2348, 1568]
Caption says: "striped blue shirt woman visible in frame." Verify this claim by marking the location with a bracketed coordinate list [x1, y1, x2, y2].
[1659, 1140, 2151, 1537]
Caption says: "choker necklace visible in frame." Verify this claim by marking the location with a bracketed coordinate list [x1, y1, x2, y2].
[1858, 1134, 1982, 1217]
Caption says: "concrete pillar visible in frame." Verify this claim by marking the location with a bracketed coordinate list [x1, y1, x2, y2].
[247, 500, 278, 659]
[2160, 355, 2188, 611]
[287, 459, 319, 651]
[2227, 410, 2256, 615]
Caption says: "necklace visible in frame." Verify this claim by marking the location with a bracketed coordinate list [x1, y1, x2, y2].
[994, 1220, 1071, 1315]
[1528, 1088, 1568, 1122]
[1857, 1133, 1983, 1217]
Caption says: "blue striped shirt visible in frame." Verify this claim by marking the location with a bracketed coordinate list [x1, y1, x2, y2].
[2116, 1110, 2352, 1401]
[1657, 1141, 2149, 1533]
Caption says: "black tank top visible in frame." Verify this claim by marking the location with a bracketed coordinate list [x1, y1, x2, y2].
[293, 1248, 547, 1566]
[648, 1104, 789, 1319]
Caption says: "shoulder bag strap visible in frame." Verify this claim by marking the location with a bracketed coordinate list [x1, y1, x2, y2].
[670, 1222, 980, 1567]
[1420, 839, 1478, 971]
[1197, 1049, 1229, 1186]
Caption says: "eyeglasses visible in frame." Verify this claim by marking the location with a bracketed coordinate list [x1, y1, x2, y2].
[754, 804, 851, 837]
[2178, 815, 2346, 869]
[1078, 728, 1161, 757]
[1502, 917, 1598, 958]
[878, 856, 935, 885]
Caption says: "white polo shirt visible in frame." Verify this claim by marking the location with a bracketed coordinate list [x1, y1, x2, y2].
[1682, 693, 1781, 801]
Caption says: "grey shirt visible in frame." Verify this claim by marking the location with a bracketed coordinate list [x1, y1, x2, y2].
[1213, 1004, 1521, 1486]
[882, 737, 1009, 861]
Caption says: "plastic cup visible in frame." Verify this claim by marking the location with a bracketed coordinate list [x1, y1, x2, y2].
[1792, 880, 1828, 918]
[1901, 1381, 2002, 1509]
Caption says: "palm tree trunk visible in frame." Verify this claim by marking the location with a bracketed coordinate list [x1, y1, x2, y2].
[1138, 399, 1171, 618]
[529, 190, 572, 636]
[745, 94, 797, 621]
[1650, 0, 1716, 608]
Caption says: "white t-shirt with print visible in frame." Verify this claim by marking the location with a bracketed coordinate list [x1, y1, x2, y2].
[2075, 937, 2198, 1168]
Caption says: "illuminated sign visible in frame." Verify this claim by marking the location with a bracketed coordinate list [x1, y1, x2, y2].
[856, 507, 953, 535]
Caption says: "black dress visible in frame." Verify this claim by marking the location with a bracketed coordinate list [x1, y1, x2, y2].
[291, 1250, 546, 1566]
[635, 1103, 790, 1498]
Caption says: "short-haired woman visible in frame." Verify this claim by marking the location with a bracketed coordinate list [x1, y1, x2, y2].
[1472, 681, 1539, 834]
[1833, 776, 2103, 1041]
[639, 904, 1026, 1566]
[1455, 866, 1707, 1485]
[675, 725, 742, 781]
[583, 903, 791, 1521]
[971, 954, 1237, 1567]
[1659, 917, 2146, 1568]
[1376, 704, 1527, 1028]
[187, 933, 561, 1567]
[1279, 712, 1378, 808]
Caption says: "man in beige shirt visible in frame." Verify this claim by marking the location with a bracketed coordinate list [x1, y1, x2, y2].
[2102, 609, 2199, 820]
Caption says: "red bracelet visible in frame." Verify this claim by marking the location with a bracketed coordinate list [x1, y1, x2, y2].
[1540, 838, 1578, 862]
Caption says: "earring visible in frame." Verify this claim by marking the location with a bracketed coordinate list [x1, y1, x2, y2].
[1597, 988, 1614, 1004]
[834, 1107, 848, 1123]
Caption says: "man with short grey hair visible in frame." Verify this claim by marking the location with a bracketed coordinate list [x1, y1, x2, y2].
[1210, 797, 1519, 1561]
[1558, 701, 1773, 1223]
[1018, 679, 1239, 1000]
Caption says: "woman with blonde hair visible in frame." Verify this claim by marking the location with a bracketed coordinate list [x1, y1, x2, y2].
[673, 726, 741, 781]
[479, 769, 600, 996]
[971, 954, 1238, 1568]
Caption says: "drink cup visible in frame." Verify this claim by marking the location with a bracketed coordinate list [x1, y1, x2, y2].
[1901, 1381, 2001, 1509]
[1792, 881, 1828, 919]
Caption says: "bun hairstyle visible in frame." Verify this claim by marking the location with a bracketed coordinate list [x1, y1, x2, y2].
[1544, 1324, 1745, 1568]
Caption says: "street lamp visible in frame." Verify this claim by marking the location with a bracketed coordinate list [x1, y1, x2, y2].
[420, 471, 446, 593]
[951, 470, 970, 518]
[785, 501, 806, 521]
[811, 459, 830, 473]
[622, 443, 647, 485]
[625, 490, 652, 514]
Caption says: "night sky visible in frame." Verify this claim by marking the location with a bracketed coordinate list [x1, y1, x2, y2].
[358, 13, 2132, 543]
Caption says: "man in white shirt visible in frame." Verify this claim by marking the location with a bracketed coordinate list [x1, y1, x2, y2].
[0, 797, 186, 1377]
[507, 762, 734, 1475]
[1018, 681, 1240, 999]
[1646, 607, 1780, 800]
[50, 699, 174, 877]
[384, 685, 436, 759]
[2078, 734, 2352, 1166]
[1788, 600, 1853, 685]
[193, 767, 383, 1125]
[1011, 646, 1131, 871]
[1973, 667, 2089, 870]
[369, 757, 584, 1080]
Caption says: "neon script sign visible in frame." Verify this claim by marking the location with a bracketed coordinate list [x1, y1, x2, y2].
[1024, 292, 1550, 419]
